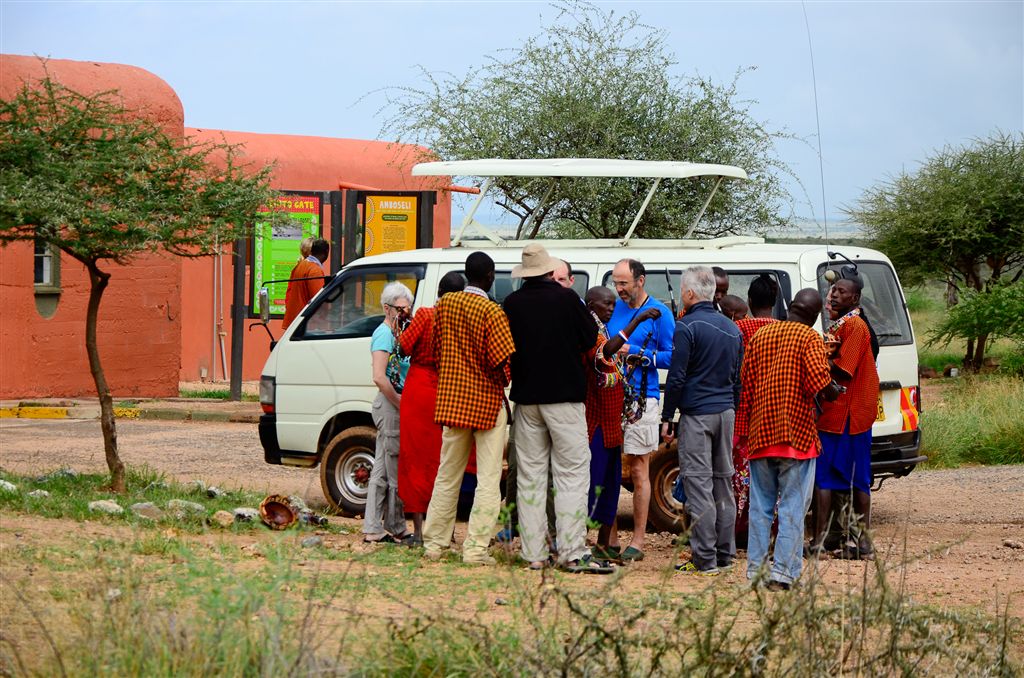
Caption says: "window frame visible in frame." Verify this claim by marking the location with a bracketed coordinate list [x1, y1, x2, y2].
[33, 240, 61, 294]
[289, 263, 426, 341]
[816, 260, 914, 347]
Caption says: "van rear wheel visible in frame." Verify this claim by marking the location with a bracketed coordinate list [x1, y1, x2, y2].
[648, 446, 688, 534]
[320, 426, 377, 517]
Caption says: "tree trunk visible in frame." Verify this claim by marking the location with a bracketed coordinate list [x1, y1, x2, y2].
[85, 260, 125, 492]
[963, 337, 975, 370]
[970, 333, 989, 372]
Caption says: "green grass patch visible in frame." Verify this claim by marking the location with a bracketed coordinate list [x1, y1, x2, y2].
[921, 375, 1024, 467]
[179, 387, 259, 402]
[0, 466, 339, 535]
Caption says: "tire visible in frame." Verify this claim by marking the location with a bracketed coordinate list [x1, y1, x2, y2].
[319, 426, 377, 517]
[647, 446, 688, 534]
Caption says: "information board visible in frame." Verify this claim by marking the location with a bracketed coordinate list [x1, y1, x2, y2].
[364, 195, 418, 257]
[252, 193, 322, 316]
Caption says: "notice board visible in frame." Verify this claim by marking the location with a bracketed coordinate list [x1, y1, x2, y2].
[252, 192, 323, 316]
[364, 195, 418, 257]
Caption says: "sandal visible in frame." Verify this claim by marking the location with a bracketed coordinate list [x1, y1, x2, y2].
[559, 555, 615, 575]
[619, 546, 645, 562]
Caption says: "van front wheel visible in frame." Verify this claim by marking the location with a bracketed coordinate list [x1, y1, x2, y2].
[319, 426, 377, 517]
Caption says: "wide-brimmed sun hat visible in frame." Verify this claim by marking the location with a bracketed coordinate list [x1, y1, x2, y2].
[511, 242, 558, 278]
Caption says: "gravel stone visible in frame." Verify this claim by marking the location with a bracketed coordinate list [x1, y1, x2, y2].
[206, 486, 226, 498]
[130, 502, 164, 520]
[211, 510, 235, 528]
[233, 507, 259, 523]
[27, 489, 51, 499]
[88, 499, 124, 515]
[167, 499, 206, 517]
[0, 480, 17, 493]
[301, 535, 323, 548]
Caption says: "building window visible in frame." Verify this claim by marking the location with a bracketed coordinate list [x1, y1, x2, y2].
[34, 239, 61, 293]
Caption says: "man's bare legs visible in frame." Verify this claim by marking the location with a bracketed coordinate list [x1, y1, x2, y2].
[627, 453, 651, 550]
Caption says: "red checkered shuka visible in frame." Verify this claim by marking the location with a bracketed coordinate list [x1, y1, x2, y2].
[431, 291, 515, 430]
[740, 321, 833, 454]
[733, 317, 779, 437]
[398, 306, 436, 369]
[585, 328, 625, 447]
[817, 314, 880, 435]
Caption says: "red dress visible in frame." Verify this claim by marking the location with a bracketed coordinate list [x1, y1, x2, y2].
[397, 308, 477, 513]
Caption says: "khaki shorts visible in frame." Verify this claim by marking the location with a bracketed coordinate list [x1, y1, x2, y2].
[623, 398, 661, 456]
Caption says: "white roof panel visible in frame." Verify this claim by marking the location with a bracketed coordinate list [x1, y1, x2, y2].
[411, 158, 748, 181]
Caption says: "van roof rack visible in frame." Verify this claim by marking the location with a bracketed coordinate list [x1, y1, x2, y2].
[452, 236, 765, 250]
[412, 158, 748, 247]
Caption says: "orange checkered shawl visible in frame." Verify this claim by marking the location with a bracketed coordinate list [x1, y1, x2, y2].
[817, 313, 879, 435]
[432, 290, 515, 430]
[739, 321, 832, 454]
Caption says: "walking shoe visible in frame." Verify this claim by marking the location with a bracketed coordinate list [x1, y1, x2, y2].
[494, 527, 518, 543]
[716, 558, 735, 571]
[423, 548, 445, 561]
[766, 580, 791, 592]
[619, 546, 645, 562]
[674, 561, 720, 576]
[463, 553, 497, 566]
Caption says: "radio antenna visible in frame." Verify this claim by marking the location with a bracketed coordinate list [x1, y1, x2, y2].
[802, 2, 830, 251]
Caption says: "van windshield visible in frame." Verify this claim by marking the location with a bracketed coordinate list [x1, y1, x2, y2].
[817, 261, 914, 346]
[294, 264, 425, 339]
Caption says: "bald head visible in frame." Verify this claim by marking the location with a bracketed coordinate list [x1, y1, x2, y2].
[586, 286, 617, 323]
[788, 289, 824, 326]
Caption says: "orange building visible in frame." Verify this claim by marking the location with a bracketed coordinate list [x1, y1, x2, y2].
[0, 54, 451, 398]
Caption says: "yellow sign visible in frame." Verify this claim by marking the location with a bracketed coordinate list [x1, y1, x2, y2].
[364, 195, 418, 257]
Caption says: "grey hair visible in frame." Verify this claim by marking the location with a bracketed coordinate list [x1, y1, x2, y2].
[380, 281, 414, 309]
[680, 266, 716, 303]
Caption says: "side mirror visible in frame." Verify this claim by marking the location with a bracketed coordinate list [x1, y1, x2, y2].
[259, 288, 271, 324]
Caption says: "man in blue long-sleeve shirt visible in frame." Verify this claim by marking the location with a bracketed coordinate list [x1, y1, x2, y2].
[661, 266, 743, 576]
[606, 258, 675, 561]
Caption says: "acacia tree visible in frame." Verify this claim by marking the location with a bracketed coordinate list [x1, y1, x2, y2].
[0, 74, 279, 492]
[377, 1, 795, 239]
[847, 131, 1024, 370]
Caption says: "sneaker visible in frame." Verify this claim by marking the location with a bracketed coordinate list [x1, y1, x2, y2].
[675, 561, 720, 576]
[716, 559, 735, 571]
[766, 580, 791, 592]
[494, 527, 518, 543]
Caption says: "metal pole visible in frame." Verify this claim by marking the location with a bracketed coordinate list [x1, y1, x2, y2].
[229, 238, 246, 401]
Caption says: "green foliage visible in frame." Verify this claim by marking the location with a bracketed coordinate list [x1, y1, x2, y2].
[849, 130, 1024, 292]
[928, 282, 1024, 349]
[179, 387, 259, 401]
[922, 375, 1024, 467]
[0, 71, 279, 263]
[377, 1, 795, 239]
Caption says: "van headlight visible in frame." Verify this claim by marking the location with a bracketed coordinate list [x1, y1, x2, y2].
[259, 375, 275, 414]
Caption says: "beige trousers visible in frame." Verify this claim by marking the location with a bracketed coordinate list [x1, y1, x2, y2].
[422, 407, 508, 559]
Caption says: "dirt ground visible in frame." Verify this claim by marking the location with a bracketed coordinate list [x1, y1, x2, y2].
[1, 416, 1022, 622]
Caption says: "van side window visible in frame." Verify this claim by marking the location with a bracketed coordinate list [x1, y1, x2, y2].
[601, 269, 790, 319]
[818, 261, 913, 346]
[454, 270, 590, 304]
[293, 265, 425, 340]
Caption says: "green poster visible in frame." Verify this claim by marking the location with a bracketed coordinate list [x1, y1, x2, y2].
[252, 193, 322, 316]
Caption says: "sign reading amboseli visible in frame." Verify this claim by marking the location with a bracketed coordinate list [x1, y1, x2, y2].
[364, 195, 418, 256]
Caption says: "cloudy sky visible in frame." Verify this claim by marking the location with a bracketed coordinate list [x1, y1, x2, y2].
[3, 1, 1022, 229]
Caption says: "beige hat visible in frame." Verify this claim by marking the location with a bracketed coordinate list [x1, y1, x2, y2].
[511, 242, 558, 279]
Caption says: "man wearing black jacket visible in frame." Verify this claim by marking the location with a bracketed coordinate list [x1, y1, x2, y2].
[504, 243, 603, 572]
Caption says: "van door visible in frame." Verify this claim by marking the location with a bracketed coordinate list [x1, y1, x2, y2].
[273, 264, 427, 453]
